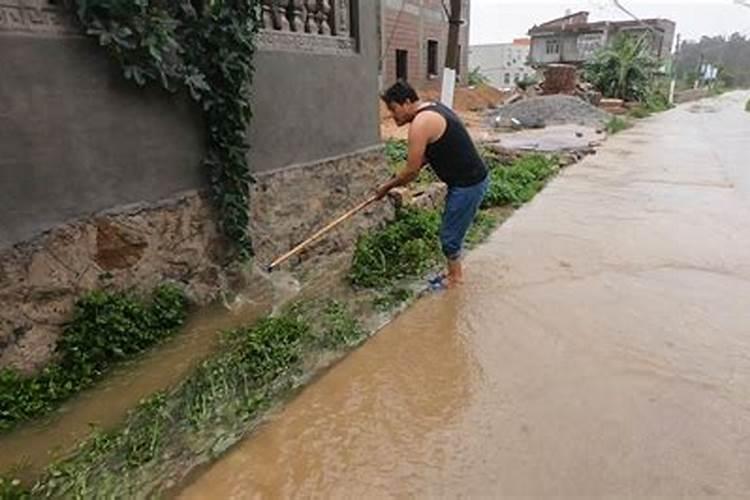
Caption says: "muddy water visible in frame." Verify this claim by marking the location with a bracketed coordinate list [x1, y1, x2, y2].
[180, 93, 750, 498]
[0, 297, 273, 482]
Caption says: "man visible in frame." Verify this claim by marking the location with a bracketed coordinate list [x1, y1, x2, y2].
[377, 80, 489, 287]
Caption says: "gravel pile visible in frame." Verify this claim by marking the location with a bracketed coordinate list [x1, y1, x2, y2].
[492, 95, 611, 129]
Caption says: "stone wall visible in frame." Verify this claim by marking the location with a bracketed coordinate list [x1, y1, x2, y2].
[0, 148, 392, 373]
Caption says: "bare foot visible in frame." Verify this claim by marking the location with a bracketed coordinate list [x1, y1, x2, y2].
[446, 259, 464, 287]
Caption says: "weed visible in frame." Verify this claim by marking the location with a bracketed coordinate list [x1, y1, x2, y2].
[0, 477, 30, 499]
[32, 311, 318, 498]
[605, 116, 632, 134]
[385, 138, 408, 165]
[317, 302, 367, 348]
[482, 154, 559, 209]
[628, 106, 651, 119]
[0, 285, 188, 433]
[349, 209, 441, 289]
[373, 288, 414, 312]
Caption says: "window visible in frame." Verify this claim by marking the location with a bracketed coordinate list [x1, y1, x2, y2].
[546, 39, 560, 55]
[514, 73, 520, 82]
[396, 49, 408, 81]
[504, 73, 511, 85]
[427, 40, 438, 77]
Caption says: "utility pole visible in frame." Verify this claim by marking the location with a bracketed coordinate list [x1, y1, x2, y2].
[669, 33, 681, 105]
[441, 0, 463, 107]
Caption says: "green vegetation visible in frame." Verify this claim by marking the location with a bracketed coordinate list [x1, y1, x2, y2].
[0, 477, 29, 499]
[24, 302, 363, 497]
[517, 75, 539, 92]
[0, 285, 188, 433]
[746, 99, 750, 112]
[385, 138, 438, 187]
[605, 116, 632, 135]
[75, 1, 261, 258]
[468, 67, 490, 86]
[350, 153, 559, 291]
[675, 34, 750, 89]
[585, 35, 661, 102]
[350, 208, 442, 289]
[482, 154, 558, 209]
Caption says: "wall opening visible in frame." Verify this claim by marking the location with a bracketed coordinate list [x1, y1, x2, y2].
[427, 40, 438, 77]
[396, 49, 408, 81]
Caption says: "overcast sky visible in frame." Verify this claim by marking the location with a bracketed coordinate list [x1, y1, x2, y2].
[470, 0, 750, 45]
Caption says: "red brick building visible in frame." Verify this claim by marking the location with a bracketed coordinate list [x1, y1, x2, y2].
[380, 0, 471, 89]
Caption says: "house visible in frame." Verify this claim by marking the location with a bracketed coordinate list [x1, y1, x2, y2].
[528, 11, 676, 67]
[0, 0, 387, 371]
[469, 38, 537, 90]
[380, 0, 471, 88]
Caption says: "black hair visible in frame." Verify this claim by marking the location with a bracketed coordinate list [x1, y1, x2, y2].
[381, 80, 419, 105]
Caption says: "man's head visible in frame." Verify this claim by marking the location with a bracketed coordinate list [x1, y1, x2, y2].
[381, 80, 420, 127]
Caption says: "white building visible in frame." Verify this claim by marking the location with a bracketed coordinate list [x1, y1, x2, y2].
[469, 38, 536, 90]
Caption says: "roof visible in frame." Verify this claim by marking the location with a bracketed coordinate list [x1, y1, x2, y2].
[529, 11, 590, 34]
[529, 17, 675, 36]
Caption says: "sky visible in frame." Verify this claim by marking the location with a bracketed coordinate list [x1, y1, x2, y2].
[470, 0, 750, 45]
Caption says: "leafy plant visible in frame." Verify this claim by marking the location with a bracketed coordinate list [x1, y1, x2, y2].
[605, 116, 632, 134]
[317, 301, 366, 348]
[482, 154, 558, 208]
[468, 66, 490, 86]
[30, 306, 352, 498]
[350, 209, 442, 289]
[517, 75, 538, 91]
[75, 0, 261, 259]
[0, 285, 188, 432]
[384, 139, 438, 187]
[0, 477, 30, 500]
[584, 34, 661, 102]
[385, 138, 408, 165]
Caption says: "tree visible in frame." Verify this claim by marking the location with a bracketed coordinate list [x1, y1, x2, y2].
[584, 34, 660, 101]
[675, 33, 750, 88]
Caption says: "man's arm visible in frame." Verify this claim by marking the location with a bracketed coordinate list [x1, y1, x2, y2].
[376, 116, 432, 200]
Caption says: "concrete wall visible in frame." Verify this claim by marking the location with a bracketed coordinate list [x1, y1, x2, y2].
[0, 34, 206, 249]
[468, 43, 535, 89]
[0, 1, 380, 250]
[251, 1, 380, 172]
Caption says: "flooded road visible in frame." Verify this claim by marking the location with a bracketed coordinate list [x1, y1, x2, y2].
[180, 93, 750, 498]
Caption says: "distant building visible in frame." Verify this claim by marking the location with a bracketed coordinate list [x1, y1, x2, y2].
[528, 11, 676, 67]
[469, 38, 536, 90]
[380, 0, 471, 88]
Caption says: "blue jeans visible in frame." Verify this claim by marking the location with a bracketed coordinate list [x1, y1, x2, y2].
[440, 176, 489, 261]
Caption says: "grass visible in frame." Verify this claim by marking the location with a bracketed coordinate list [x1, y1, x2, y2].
[605, 116, 632, 134]
[385, 138, 438, 187]
[350, 152, 560, 293]
[20, 301, 365, 498]
[0, 285, 188, 434]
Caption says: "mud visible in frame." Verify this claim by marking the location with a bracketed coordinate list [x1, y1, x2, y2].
[179, 92, 750, 498]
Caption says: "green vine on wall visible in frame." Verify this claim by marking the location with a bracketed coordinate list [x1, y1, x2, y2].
[75, 0, 261, 259]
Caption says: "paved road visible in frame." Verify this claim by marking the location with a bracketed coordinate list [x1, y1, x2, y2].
[181, 92, 750, 498]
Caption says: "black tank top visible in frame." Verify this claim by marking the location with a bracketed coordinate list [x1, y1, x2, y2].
[415, 102, 488, 187]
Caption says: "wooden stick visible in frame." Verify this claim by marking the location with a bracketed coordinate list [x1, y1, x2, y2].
[267, 195, 380, 272]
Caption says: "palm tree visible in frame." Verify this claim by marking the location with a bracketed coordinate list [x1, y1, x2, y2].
[585, 34, 660, 102]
